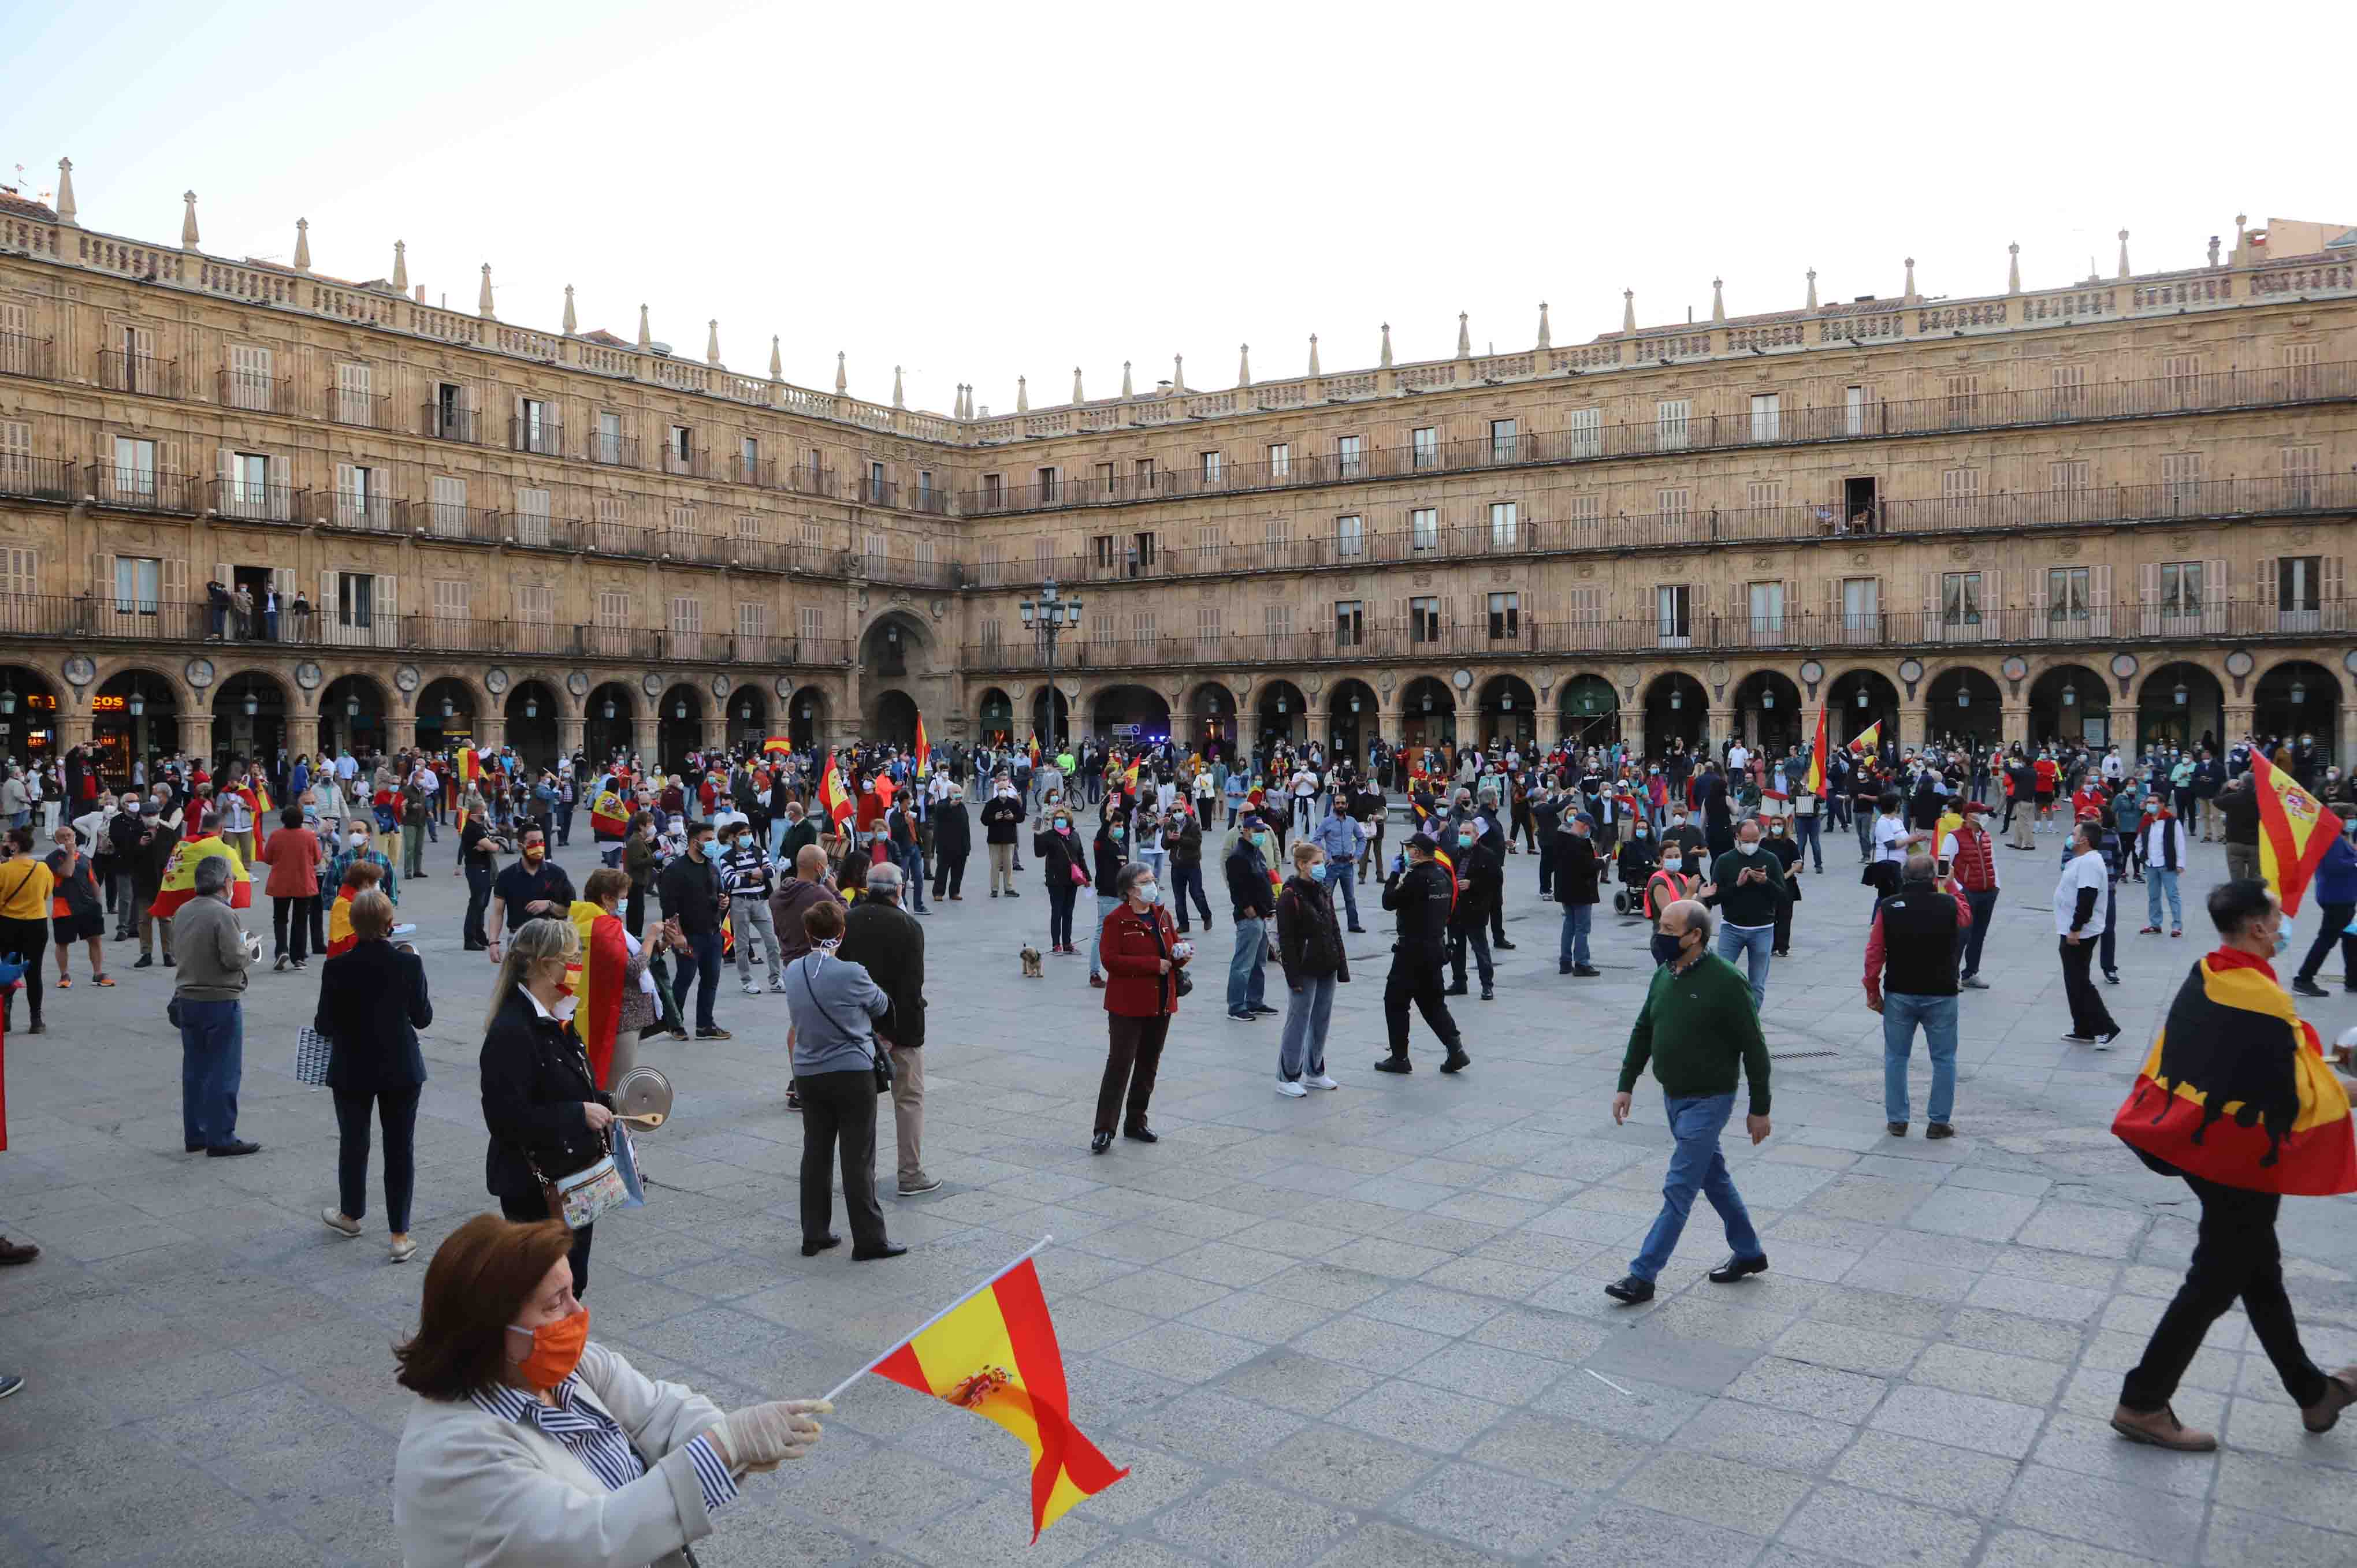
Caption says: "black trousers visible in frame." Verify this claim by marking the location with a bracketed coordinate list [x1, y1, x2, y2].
[501, 1189, 594, 1295]
[1047, 880, 1077, 948]
[1096, 1012, 1170, 1134]
[0, 915, 44, 1023]
[1170, 863, 1213, 930]
[2295, 901, 2355, 985]
[2098, 883, 2118, 977]
[1960, 888, 1998, 978]
[797, 1068, 887, 1251]
[1537, 838, 1556, 897]
[2057, 936, 2117, 1037]
[272, 895, 318, 962]
[333, 1084, 420, 1232]
[932, 852, 966, 899]
[1448, 926, 1493, 991]
[464, 859, 495, 947]
[2121, 1174, 2328, 1412]
[1382, 943, 1459, 1057]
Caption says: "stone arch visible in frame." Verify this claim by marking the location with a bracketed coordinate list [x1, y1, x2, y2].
[726, 685, 772, 754]
[974, 686, 1017, 745]
[1477, 673, 1537, 749]
[91, 664, 190, 782]
[1399, 675, 1456, 749]
[1185, 680, 1237, 756]
[1730, 669, 1804, 756]
[417, 674, 485, 753]
[215, 668, 296, 767]
[0, 662, 62, 768]
[658, 683, 708, 771]
[858, 606, 936, 679]
[1925, 664, 2003, 748]
[2136, 660, 2226, 755]
[1559, 672, 1621, 751]
[1824, 667, 1901, 752]
[2254, 658, 2341, 763]
[1329, 677, 1380, 763]
[585, 681, 639, 765]
[1643, 670, 1707, 757]
[87, 657, 200, 716]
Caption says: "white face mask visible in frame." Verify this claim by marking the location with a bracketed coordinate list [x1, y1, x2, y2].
[551, 992, 578, 1022]
[1737, 841, 1760, 856]
[1134, 882, 1159, 905]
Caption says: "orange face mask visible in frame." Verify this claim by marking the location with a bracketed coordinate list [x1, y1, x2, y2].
[507, 1306, 589, 1389]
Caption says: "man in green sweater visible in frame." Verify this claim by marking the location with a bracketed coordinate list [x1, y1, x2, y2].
[1702, 818, 1787, 1011]
[1605, 898, 1772, 1303]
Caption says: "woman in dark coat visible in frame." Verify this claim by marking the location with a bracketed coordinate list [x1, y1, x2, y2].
[318, 889, 433, 1261]
[1032, 805, 1088, 955]
[1094, 860, 1185, 1153]
[479, 915, 613, 1293]
[929, 784, 972, 902]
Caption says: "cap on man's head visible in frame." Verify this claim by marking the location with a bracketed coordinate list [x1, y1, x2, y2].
[1404, 832, 1439, 855]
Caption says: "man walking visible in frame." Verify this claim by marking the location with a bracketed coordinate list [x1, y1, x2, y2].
[720, 819, 783, 995]
[1444, 817, 1501, 1001]
[1224, 815, 1278, 1022]
[2138, 799, 2188, 938]
[1945, 800, 2001, 988]
[1703, 818, 1787, 1011]
[1376, 833, 1467, 1074]
[1606, 899, 1769, 1302]
[980, 778, 1024, 899]
[1555, 810, 1601, 978]
[174, 854, 258, 1157]
[2108, 880, 2357, 1451]
[1865, 852, 1971, 1137]
[484, 827, 567, 960]
[2054, 820, 2121, 1045]
[839, 862, 938, 1195]
[658, 819, 730, 1038]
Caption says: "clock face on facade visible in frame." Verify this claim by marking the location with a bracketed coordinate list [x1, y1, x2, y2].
[185, 657, 215, 689]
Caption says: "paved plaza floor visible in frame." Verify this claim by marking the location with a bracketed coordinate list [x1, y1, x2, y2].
[1, 821, 2355, 1567]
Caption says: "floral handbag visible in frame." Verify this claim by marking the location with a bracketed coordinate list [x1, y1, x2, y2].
[530, 1144, 633, 1230]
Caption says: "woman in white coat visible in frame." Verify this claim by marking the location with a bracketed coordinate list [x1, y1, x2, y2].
[393, 1214, 831, 1567]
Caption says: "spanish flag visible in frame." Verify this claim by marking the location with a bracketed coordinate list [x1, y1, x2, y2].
[566, 900, 629, 1089]
[1847, 718, 1882, 755]
[2251, 753, 2343, 917]
[1802, 703, 1828, 796]
[589, 788, 629, 841]
[912, 714, 931, 778]
[325, 888, 359, 957]
[150, 835, 252, 917]
[2113, 949, 2356, 1197]
[763, 735, 793, 757]
[868, 1256, 1126, 1539]
[454, 748, 481, 834]
[819, 752, 855, 830]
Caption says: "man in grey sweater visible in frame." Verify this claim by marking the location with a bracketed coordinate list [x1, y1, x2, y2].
[174, 854, 258, 1157]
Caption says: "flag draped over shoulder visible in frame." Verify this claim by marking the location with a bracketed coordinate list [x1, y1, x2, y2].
[2251, 753, 2343, 917]
[150, 835, 251, 917]
[2113, 951, 2357, 1197]
[325, 888, 359, 956]
[869, 1258, 1126, 1539]
[589, 788, 629, 840]
[566, 900, 629, 1089]
[820, 753, 855, 830]
[1803, 705, 1828, 795]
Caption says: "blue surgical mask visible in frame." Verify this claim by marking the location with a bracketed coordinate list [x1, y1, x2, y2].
[1458, 833, 1474, 847]
[2274, 929, 2291, 956]
[1307, 862, 1328, 883]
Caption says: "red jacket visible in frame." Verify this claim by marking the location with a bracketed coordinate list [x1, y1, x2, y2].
[1098, 897, 1181, 1018]
[255, 826, 321, 897]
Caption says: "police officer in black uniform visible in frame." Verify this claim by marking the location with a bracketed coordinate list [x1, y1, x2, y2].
[1377, 832, 1468, 1074]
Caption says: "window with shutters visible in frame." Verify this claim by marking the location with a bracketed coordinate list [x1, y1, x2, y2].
[1844, 383, 1874, 437]
[1338, 434, 1363, 476]
[1035, 465, 1057, 504]
[2284, 341, 2321, 398]
[915, 539, 936, 578]
[595, 591, 631, 628]
[1657, 487, 1690, 520]
[1748, 582, 1784, 638]
[1261, 519, 1289, 568]
[2051, 459, 2090, 490]
[1564, 493, 1601, 526]
[225, 449, 272, 520]
[1199, 450, 1222, 483]
[978, 542, 1002, 586]
[1943, 375, 1980, 424]
[1487, 592, 1519, 640]
[514, 487, 551, 549]
[1336, 515, 1365, 558]
[977, 617, 1002, 657]
[1411, 426, 1438, 470]
[336, 572, 374, 630]
[1134, 457, 1155, 489]
[1488, 420, 1517, 463]
[742, 434, 762, 479]
[1748, 393, 1780, 442]
[1941, 571, 1982, 630]
[1033, 535, 1053, 578]
[2051, 363, 2086, 415]
[1489, 501, 1518, 548]
[0, 300, 27, 375]
[1409, 596, 1441, 644]
[667, 424, 693, 471]
[1196, 605, 1221, 655]
[1266, 442, 1291, 478]
[2163, 355, 2201, 409]
[2047, 567, 2091, 631]
[432, 579, 471, 622]
[981, 473, 1003, 507]
[1656, 399, 1691, 450]
[1565, 586, 1604, 626]
[111, 435, 156, 500]
[670, 596, 701, 631]
[2050, 460, 2091, 522]
[862, 532, 886, 577]
[2281, 444, 2321, 508]
[1656, 585, 1691, 646]
[2159, 561, 2203, 620]
[1193, 524, 1220, 568]
[1840, 577, 1879, 643]
[733, 513, 764, 542]
[1129, 532, 1154, 575]
[739, 601, 770, 640]
[335, 362, 373, 427]
[114, 556, 161, 615]
[1131, 611, 1158, 655]
[1410, 507, 1438, 553]
[516, 585, 553, 623]
[1091, 534, 1117, 571]
[798, 605, 824, 645]
[1262, 602, 1293, 642]
[670, 504, 698, 538]
[228, 344, 273, 410]
[1334, 600, 1364, 646]
[1940, 467, 1983, 523]
[514, 397, 556, 455]
[0, 549, 32, 601]
[594, 496, 631, 553]
[1090, 613, 1113, 647]
[429, 475, 468, 536]
[1565, 407, 1601, 459]
[2278, 556, 2324, 632]
[1746, 479, 1783, 511]
[2161, 452, 2204, 512]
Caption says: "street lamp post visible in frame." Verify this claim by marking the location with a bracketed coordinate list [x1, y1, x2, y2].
[1019, 579, 1083, 751]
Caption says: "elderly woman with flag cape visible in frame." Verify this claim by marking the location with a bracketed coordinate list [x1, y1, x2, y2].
[2107, 876, 2357, 1452]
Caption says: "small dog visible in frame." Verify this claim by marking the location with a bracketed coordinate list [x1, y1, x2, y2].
[1020, 945, 1044, 978]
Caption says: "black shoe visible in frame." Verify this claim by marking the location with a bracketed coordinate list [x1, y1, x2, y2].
[1091, 1130, 1114, 1153]
[1493, 938, 1516, 950]
[1604, 1275, 1655, 1305]
[206, 1139, 260, 1157]
[1443, 984, 1468, 997]
[1479, 988, 1494, 1001]
[1124, 1124, 1158, 1144]
[162, 956, 174, 967]
[1006, 890, 1021, 898]
[1707, 1253, 1769, 1284]
[185, 1141, 205, 1153]
[2293, 977, 2330, 999]
[25, 1022, 42, 1036]
[852, 1243, 908, 1261]
[1347, 925, 1366, 933]
[1250, 1004, 1279, 1016]
[1226, 1010, 1257, 1022]
[133, 955, 154, 968]
[1573, 964, 1601, 977]
[1887, 1121, 1908, 1137]
[2103, 971, 2120, 986]
[697, 1027, 733, 1040]
[1925, 1123, 1956, 1139]
[800, 1234, 843, 1257]
[1440, 1048, 1470, 1074]
[1560, 961, 1574, 975]
[1373, 1055, 1412, 1074]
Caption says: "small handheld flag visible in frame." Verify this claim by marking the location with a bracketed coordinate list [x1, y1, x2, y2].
[830, 1238, 1126, 1539]
[763, 736, 793, 757]
[2251, 753, 2344, 917]
[1802, 704, 1828, 795]
[912, 714, 932, 778]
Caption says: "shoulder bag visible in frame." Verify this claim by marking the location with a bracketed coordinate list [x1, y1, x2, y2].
[799, 953, 892, 1093]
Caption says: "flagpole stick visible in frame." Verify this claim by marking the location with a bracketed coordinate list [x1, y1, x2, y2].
[818, 1234, 1055, 1406]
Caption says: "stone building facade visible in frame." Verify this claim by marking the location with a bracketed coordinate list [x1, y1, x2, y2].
[1, 165, 2353, 778]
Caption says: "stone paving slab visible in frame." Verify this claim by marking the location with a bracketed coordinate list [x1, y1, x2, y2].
[0, 825, 2352, 1566]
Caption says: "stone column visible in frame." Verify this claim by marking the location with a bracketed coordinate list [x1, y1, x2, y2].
[57, 713, 93, 749]
[1899, 705, 1928, 753]
[558, 716, 585, 759]
[387, 716, 417, 754]
[181, 715, 214, 760]
[1455, 707, 1479, 750]
[2341, 694, 2357, 774]
[2001, 704, 2029, 750]
[1707, 706, 1735, 757]
[1536, 706, 1562, 750]
[702, 716, 727, 756]
[633, 718, 660, 769]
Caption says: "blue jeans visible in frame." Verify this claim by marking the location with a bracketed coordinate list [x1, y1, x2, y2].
[1715, 922, 1774, 1011]
[1559, 902, 1593, 967]
[1088, 893, 1121, 978]
[2146, 868, 2181, 930]
[686, 928, 722, 1030]
[1881, 992, 1958, 1126]
[1630, 1092, 1761, 1283]
[1322, 859, 1357, 928]
[1228, 915, 1268, 1014]
[179, 997, 245, 1150]
[1791, 813, 1823, 872]
[899, 844, 927, 911]
[768, 817, 789, 860]
[1279, 973, 1335, 1079]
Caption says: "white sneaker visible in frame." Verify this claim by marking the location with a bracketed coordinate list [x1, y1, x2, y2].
[1303, 1074, 1340, 1091]
[1276, 1079, 1309, 1098]
[742, 981, 762, 996]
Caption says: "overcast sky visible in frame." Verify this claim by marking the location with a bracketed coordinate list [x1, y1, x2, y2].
[8, 1, 2351, 417]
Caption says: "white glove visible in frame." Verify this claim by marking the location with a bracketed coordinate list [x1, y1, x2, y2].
[706, 1398, 831, 1473]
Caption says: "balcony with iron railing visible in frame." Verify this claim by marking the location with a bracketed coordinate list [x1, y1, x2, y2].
[788, 464, 838, 499]
[419, 403, 480, 444]
[0, 332, 57, 381]
[87, 462, 198, 513]
[585, 429, 641, 468]
[97, 349, 180, 398]
[910, 484, 950, 516]
[493, 511, 581, 553]
[328, 386, 390, 429]
[312, 488, 403, 533]
[207, 476, 300, 524]
[218, 367, 295, 415]
[660, 445, 713, 479]
[412, 502, 506, 546]
[732, 455, 776, 488]
[858, 475, 899, 508]
[958, 359, 2357, 516]
[0, 455, 80, 503]
[510, 415, 565, 456]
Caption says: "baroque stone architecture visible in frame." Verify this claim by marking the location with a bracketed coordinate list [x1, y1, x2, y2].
[2, 164, 2354, 775]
